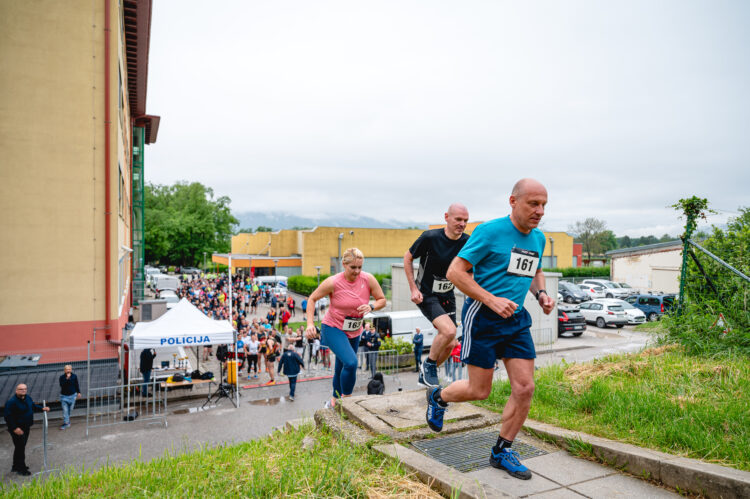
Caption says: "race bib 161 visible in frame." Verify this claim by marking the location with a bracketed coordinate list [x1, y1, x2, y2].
[507, 248, 539, 277]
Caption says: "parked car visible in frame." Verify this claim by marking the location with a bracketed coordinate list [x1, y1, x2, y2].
[600, 298, 646, 325]
[615, 282, 638, 297]
[273, 285, 287, 300]
[581, 279, 630, 299]
[181, 267, 201, 275]
[578, 299, 628, 328]
[558, 281, 590, 304]
[558, 304, 586, 337]
[578, 283, 605, 300]
[625, 294, 676, 322]
[159, 289, 180, 309]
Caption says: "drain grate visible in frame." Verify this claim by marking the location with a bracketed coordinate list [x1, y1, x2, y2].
[411, 430, 548, 472]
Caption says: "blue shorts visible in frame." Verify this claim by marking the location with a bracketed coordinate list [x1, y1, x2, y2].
[460, 298, 535, 368]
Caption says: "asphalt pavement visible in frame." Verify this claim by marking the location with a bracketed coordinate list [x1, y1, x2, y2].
[0, 318, 655, 485]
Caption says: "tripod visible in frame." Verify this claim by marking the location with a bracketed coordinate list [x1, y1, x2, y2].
[203, 361, 239, 408]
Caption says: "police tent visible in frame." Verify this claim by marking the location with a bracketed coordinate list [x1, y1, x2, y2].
[130, 298, 233, 350]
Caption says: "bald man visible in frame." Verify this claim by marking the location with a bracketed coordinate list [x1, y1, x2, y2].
[425, 179, 555, 481]
[404, 203, 470, 387]
[4, 383, 49, 475]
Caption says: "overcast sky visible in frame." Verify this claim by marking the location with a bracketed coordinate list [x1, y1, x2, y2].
[146, 0, 749, 237]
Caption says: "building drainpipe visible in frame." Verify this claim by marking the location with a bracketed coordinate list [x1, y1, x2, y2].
[104, 0, 112, 339]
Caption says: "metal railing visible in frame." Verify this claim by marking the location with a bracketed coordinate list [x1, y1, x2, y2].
[86, 378, 167, 436]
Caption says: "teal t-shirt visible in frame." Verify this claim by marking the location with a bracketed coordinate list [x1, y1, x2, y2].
[457, 216, 546, 312]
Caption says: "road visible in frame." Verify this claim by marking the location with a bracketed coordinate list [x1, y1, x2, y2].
[0, 321, 655, 484]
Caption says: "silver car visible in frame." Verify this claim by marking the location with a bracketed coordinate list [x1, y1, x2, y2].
[600, 299, 646, 325]
[578, 283, 605, 299]
[578, 299, 628, 328]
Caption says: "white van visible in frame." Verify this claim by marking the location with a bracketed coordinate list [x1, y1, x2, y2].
[255, 276, 288, 287]
[154, 274, 180, 291]
[365, 309, 463, 349]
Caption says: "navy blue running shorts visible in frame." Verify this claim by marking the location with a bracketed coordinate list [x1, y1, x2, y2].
[460, 298, 535, 368]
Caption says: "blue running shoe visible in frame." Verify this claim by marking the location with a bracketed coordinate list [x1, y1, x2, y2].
[490, 448, 532, 480]
[425, 387, 446, 432]
[420, 360, 440, 388]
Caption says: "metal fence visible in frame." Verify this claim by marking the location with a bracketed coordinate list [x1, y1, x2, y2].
[0, 342, 122, 417]
[86, 378, 167, 436]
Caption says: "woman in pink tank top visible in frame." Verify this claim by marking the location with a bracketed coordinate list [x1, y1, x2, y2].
[305, 248, 387, 408]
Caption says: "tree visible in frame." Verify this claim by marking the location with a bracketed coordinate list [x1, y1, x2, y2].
[568, 218, 609, 262]
[145, 181, 238, 266]
[599, 230, 618, 253]
[236, 227, 255, 234]
[617, 235, 632, 248]
[256, 226, 273, 232]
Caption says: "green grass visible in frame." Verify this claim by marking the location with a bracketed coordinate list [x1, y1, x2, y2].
[2, 424, 438, 498]
[633, 321, 664, 333]
[476, 346, 750, 471]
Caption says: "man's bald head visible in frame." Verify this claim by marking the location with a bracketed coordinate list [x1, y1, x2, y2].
[511, 178, 547, 199]
[509, 178, 548, 233]
[444, 203, 469, 239]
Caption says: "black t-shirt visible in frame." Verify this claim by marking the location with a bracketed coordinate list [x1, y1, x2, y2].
[409, 228, 469, 295]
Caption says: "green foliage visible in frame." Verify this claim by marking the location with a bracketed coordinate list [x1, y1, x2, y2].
[671, 196, 716, 239]
[568, 218, 609, 261]
[478, 347, 750, 471]
[662, 207, 750, 356]
[256, 226, 274, 232]
[145, 182, 238, 266]
[381, 336, 413, 354]
[1, 424, 430, 497]
[371, 273, 391, 286]
[546, 266, 610, 278]
[288, 274, 330, 295]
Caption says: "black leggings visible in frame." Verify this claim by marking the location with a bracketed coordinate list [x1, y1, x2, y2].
[247, 354, 259, 373]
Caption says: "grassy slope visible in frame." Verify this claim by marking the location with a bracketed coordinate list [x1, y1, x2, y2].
[477, 346, 750, 471]
[2, 425, 438, 498]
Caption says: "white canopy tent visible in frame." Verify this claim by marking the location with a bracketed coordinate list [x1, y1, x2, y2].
[130, 298, 233, 349]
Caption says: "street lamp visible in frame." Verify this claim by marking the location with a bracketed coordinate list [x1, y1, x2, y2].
[273, 259, 279, 279]
[337, 233, 344, 273]
[315, 266, 322, 286]
[203, 251, 207, 270]
[549, 237, 555, 268]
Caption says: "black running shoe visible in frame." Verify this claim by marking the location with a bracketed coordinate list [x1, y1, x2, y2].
[419, 360, 440, 388]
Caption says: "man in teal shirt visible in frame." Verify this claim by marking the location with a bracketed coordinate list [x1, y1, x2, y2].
[425, 178, 555, 481]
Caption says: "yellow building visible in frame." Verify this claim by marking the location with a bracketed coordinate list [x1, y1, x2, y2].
[429, 221, 574, 269]
[222, 222, 573, 278]
[0, 1, 160, 360]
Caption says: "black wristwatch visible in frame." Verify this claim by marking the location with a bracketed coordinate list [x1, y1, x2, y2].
[535, 289, 547, 300]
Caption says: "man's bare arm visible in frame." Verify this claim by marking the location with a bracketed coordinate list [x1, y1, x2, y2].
[403, 250, 423, 304]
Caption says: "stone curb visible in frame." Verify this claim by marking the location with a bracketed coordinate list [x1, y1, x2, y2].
[523, 419, 750, 499]
[372, 443, 515, 499]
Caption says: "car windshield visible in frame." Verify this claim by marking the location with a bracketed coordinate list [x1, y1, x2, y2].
[620, 302, 636, 310]
[610, 282, 622, 288]
[663, 296, 675, 305]
[607, 305, 624, 311]
[619, 283, 632, 288]
[593, 286, 604, 291]
[559, 282, 576, 291]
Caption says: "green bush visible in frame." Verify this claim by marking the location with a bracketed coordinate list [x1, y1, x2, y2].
[372, 273, 391, 286]
[381, 336, 413, 355]
[660, 206, 749, 356]
[288, 274, 330, 295]
[546, 266, 610, 278]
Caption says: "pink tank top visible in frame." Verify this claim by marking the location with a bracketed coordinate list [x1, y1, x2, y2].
[322, 271, 372, 338]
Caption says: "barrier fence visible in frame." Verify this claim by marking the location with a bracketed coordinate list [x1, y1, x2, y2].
[85, 378, 167, 437]
[0, 342, 122, 419]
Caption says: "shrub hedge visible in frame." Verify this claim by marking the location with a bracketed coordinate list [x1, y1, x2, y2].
[546, 266, 610, 278]
[288, 273, 391, 296]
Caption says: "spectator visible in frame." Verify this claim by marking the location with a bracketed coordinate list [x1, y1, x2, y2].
[368, 327, 381, 378]
[367, 372, 385, 395]
[412, 328, 424, 373]
[278, 345, 305, 401]
[140, 348, 157, 398]
[280, 307, 291, 329]
[59, 365, 81, 429]
[287, 296, 295, 317]
[4, 384, 49, 475]
[301, 298, 308, 315]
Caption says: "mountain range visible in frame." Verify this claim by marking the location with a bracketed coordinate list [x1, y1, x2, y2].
[234, 211, 428, 232]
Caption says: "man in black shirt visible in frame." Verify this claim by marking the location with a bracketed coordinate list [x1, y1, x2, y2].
[404, 203, 469, 387]
[140, 348, 157, 398]
[4, 384, 49, 475]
